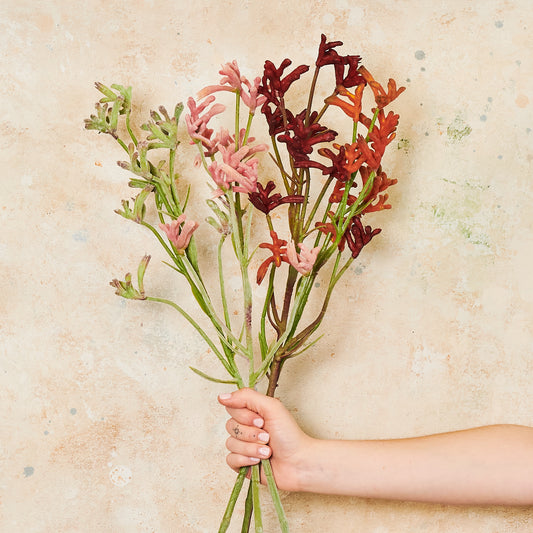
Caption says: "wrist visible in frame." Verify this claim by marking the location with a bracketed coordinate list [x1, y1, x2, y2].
[293, 436, 329, 493]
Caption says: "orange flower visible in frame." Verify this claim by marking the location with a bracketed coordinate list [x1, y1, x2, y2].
[359, 166, 398, 214]
[324, 83, 365, 122]
[344, 141, 366, 174]
[358, 66, 405, 108]
[256, 231, 288, 284]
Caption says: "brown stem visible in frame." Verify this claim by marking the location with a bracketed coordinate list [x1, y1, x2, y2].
[280, 267, 298, 327]
[266, 298, 282, 337]
[266, 356, 284, 397]
[269, 290, 282, 329]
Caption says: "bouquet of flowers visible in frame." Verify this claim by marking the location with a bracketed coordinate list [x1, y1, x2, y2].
[85, 34, 405, 532]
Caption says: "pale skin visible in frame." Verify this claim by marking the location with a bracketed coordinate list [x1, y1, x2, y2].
[218, 388, 533, 506]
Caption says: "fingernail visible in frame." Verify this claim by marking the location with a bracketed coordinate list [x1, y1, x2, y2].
[258, 432, 269, 443]
[253, 418, 264, 428]
[250, 457, 260, 463]
[259, 446, 270, 457]
[218, 393, 231, 400]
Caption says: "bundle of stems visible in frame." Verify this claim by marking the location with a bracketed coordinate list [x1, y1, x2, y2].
[85, 35, 405, 532]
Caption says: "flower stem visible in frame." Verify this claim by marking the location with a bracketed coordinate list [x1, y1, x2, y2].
[235, 90, 241, 149]
[125, 109, 138, 146]
[146, 296, 242, 384]
[304, 66, 320, 126]
[218, 467, 248, 533]
[218, 236, 232, 334]
[262, 459, 289, 533]
[251, 464, 263, 532]
[241, 479, 253, 533]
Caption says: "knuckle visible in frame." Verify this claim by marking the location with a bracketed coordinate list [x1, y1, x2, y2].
[225, 418, 234, 433]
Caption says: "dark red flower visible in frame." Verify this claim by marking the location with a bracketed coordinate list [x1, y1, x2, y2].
[315, 35, 364, 88]
[344, 216, 381, 259]
[256, 230, 288, 284]
[248, 181, 304, 214]
[317, 144, 351, 181]
[316, 213, 381, 258]
[277, 110, 337, 165]
[259, 59, 310, 106]
[316, 34, 344, 68]
[263, 106, 294, 136]
[337, 55, 365, 88]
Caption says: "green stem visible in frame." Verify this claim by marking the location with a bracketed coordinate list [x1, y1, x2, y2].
[270, 137, 291, 194]
[365, 107, 380, 141]
[251, 464, 263, 533]
[242, 112, 254, 146]
[193, 139, 211, 173]
[116, 137, 129, 153]
[218, 236, 232, 334]
[303, 176, 333, 234]
[218, 467, 248, 533]
[146, 297, 242, 384]
[140, 221, 184, 271]
[262, 459, 289, 533]
[241, 479, 253, 533]
[181, 254, 247, 355]
[235, 90, 241, 149]
[227, 192, 254, 371]
[168, 148, 181, 214]
[259, 265, 277, 360]
[125, 110, 138, 146]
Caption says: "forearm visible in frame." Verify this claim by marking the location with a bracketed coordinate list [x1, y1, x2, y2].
[299, 425, 533, 505]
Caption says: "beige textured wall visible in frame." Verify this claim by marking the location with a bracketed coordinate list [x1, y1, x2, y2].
[1, 0, 532, 531]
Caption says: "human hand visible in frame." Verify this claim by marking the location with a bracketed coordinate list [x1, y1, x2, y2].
[218, 388, 313, 492]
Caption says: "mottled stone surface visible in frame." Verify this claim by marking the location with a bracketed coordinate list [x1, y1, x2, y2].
[1, 1, 532, 531]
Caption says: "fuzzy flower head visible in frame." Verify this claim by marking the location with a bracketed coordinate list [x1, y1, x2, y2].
[248, 181, 304, 214]
[315, 34, 364, 88]
[197, 61, 267, 114]
[208, 142, 268, 195]
[256, 231, 288, 284]
[159, 214, 199, 254]
[286, 242, 320, 276]
[325, 83, 365, 122]
[358, 66, 406, 108]
[185, 96, 225, 151]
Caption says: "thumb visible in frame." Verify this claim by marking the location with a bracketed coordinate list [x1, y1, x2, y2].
[218, 388, 280, 418]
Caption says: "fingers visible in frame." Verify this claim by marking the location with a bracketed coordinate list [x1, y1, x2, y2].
[226, 452, 259, 471]
[224, 406, 265, 429]
[218, 389, 281, 474]
[225, 435, 271, 471]
[218, 388, 281, 421]
[226, 417, 270, 444]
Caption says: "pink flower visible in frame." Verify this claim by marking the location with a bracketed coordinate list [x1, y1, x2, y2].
[208, 142, 268, 195]
[159, 214, 199, 254]
[198, 61, 243, 98]
[185, 96, 225, 153]
[240, 76, 267, 114]
[197, 61, 266, 114]
[286, 241, 320, 275]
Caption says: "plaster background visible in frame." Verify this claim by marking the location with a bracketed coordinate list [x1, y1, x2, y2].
[1, 0, 532, 531]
